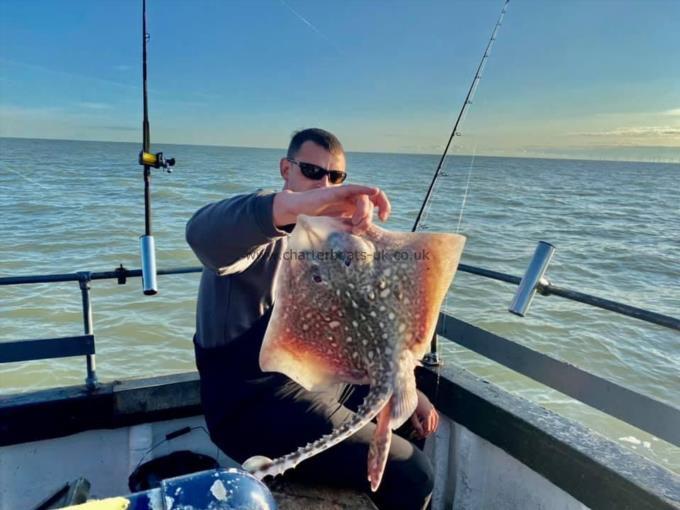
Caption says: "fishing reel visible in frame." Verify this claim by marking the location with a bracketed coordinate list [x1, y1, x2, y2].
[138, 150, 176, 296]
[139, 151, 175, 173]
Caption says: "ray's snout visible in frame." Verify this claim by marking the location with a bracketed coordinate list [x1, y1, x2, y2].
[291, 215, 353, 253]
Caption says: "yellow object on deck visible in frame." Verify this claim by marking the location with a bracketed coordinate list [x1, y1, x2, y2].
[63, 497, 130, 510]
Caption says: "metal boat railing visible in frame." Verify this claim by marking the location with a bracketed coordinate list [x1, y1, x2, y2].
[459, 263, 680, 330]
[1, 259, 678, 445]
[0, 266, 200, 389]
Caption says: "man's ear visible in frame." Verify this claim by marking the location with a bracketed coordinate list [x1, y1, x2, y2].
[280, 157, 290, 181]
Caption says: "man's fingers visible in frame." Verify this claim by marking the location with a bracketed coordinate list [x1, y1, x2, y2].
[304, 184, 389, 224]
[327, 185, 388, 221]
[429, 410, 439, 435]
[427, 413, 436, 434]
[353, 198, 377, 236]
[370, 188, 391, 222]
[332, 184, 378, 199]
[352, 194, 371, 226]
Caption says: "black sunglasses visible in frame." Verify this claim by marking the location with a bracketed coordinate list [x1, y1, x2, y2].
[287, 158, 347, 184]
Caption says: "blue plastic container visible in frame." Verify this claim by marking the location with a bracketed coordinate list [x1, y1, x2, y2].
[125, 468, 277, 510]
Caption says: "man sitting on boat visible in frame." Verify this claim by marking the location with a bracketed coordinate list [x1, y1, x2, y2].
[186, 127, 438, 510]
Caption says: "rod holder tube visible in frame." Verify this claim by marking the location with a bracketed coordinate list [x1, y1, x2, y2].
[425, 314, 445, 366]
[509, 241, 555, 317]
[422, 351, 441, 367]
[140, 235, 158, 295]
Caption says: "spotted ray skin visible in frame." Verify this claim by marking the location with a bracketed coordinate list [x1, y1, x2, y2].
[252, 215, 465, 490]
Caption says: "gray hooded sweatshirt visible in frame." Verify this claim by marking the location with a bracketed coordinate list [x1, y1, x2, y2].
[186, 190, 289, 349]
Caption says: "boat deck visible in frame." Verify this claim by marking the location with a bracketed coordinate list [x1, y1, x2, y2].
[270, 480, 378, 510]
[2, 367, 678, 509]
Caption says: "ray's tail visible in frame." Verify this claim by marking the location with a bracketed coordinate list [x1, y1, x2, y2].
[245, 383, 393, 481]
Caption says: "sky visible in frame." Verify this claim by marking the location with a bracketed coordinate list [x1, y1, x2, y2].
[0, 0, 679, 162]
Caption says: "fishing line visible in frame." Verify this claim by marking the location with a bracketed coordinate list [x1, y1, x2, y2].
[417, 156, 449, 230]
[435, 145, 478, 370]
[419, 114, 477, 232]
[132, 426, 213, 472]
[329, 384, 357, 419]
[415, 0, 510, 369]
[456, 146, 477, 233]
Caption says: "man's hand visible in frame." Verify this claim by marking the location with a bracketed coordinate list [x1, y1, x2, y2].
[410, 390, 439, 440]
[273, 185, 391, 228]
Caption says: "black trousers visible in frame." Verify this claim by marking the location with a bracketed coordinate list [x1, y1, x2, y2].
[194, 311, 434, 510]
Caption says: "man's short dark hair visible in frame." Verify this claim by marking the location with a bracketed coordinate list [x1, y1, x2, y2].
[287, 128, 344, 159]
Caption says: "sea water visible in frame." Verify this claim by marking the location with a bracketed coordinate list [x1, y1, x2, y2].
[1, 137, 678, 471]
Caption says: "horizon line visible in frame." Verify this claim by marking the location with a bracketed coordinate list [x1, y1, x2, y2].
[1, 135, 678, 166]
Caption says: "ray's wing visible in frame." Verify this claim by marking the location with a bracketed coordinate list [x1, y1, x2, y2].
[260, 246, 368, 390]
[367, 227, 466, 360]
[406, 231, 465, 358]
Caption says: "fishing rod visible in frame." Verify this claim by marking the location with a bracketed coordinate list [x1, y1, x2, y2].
[412, 0, 509, 233]
[415, 0, 510, 366]
[139, 0, 175, 295]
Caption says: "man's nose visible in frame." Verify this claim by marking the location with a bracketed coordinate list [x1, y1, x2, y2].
[318, 174, 331, 187]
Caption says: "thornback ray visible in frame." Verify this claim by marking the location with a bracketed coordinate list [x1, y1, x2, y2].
[248, 215, 465, 491]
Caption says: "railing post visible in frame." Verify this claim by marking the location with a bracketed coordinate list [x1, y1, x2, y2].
[77, 272, 97, 389]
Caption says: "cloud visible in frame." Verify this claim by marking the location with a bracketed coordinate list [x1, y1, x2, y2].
[475, 143, 679, 163]
[590, 109, 680, 120]
[0, 57, 137, 91]
[0, 104, 64, 117]
[574, 126, 680, 137]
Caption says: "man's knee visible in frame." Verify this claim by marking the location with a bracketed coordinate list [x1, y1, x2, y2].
[376, 446, 434, 510]
[206, 386, 342, 463]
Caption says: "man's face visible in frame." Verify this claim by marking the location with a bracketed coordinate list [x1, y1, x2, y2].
[280, 140, 346, 192]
